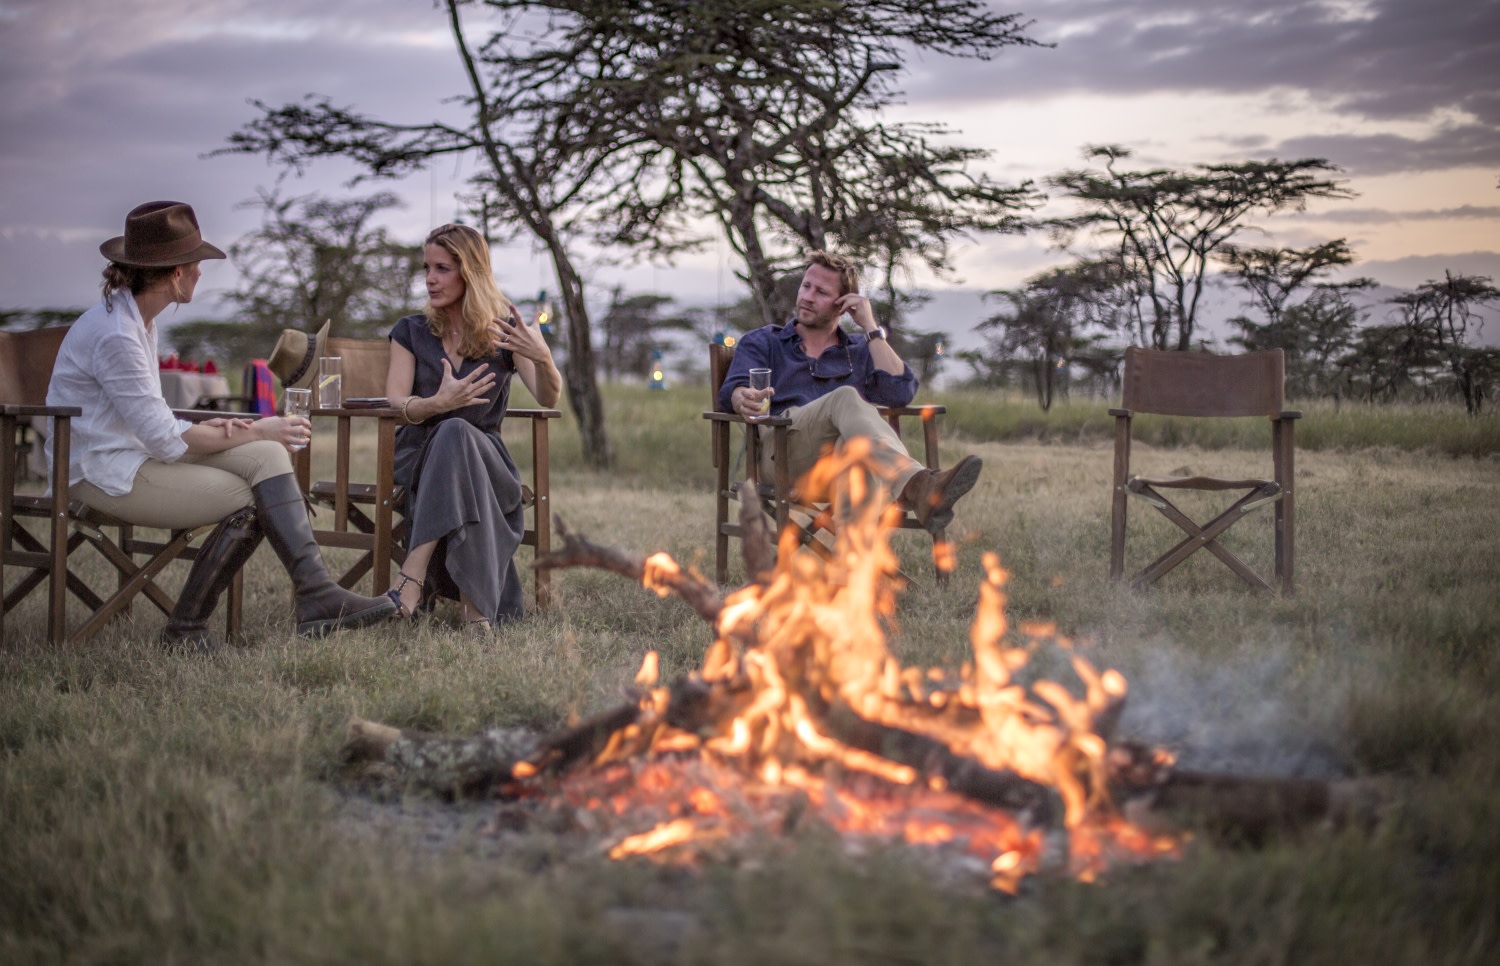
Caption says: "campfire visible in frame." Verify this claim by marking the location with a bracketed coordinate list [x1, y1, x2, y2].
[343, 449, 1372, 891]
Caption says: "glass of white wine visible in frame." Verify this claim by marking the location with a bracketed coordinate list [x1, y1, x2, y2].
[284, 387, 311, 452]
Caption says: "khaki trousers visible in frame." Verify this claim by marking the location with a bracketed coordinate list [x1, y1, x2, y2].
[758, 386, 923, 499]
[74, 439, 292, 530]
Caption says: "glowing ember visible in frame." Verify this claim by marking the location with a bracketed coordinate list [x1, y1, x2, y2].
[520, 447, 1180, 890]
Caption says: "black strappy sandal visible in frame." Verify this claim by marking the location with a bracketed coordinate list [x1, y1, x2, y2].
[386, 572, 424, 622]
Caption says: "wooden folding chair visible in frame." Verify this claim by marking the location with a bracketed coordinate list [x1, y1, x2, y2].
[1109, 347, 1300, 593]
[2, 327, 75, 645]
[703, 342, 950, 586]
[291, 337, 561, 611]
[2, 326, 250, 646]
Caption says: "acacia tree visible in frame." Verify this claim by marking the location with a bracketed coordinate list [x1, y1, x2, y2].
[220, 0, 619, 467]
[1391, 272, 1500, 415]
[484, 0, 1041, 327]
[166, 189, 421, 368]
[1219, 239, 1374, 396]
[224, 188, 421, 340]
[1047, 146, 1352, 351]
[974, 259, 1129, 410]
[596, 290, 696, 382]
[1335, 319, 1441, 404]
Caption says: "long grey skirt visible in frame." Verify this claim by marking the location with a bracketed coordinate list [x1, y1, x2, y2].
[394, 418, 526, 623]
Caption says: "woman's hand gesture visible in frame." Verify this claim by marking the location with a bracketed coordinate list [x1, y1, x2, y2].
[489, 303, 550, 364]
[433, 358, 499, 412]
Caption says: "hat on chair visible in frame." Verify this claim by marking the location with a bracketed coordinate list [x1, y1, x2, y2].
[99, 201, 226, 268]
[267, 319, 333, 390]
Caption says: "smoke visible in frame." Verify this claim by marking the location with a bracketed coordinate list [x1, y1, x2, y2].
[1111, 640, 1351, 780]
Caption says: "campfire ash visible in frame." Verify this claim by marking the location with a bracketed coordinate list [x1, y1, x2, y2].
[342, 450, 1378, 891]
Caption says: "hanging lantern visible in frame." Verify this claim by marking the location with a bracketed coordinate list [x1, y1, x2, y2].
[649, 350, 667, 391]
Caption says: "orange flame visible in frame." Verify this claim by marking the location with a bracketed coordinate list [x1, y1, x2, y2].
[556, 448, 1178, 888]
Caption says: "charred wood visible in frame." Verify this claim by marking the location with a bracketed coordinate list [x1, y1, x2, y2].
[533, 516, 723, 624]
[822, 703, 1055, 821]
[340, 717, 538, 798]
[1107, 741, 1387, 843]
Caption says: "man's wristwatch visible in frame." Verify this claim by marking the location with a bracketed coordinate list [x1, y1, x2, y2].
[865, 326, 888, 341]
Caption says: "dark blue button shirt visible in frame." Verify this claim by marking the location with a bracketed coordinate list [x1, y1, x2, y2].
[717, 322, 919, 415]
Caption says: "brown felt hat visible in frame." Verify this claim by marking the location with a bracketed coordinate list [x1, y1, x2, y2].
[99, 201, 227, 268]
[266, 319, 333, 390]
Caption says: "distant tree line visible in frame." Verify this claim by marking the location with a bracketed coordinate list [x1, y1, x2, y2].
[960, 147, 1500, 414]
[6, 5, 1496, 424]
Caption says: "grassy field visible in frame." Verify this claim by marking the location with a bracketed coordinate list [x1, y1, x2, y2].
[3, 387, 1499, 964]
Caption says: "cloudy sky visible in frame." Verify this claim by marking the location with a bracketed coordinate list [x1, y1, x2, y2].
[2, 0, 1497, 347]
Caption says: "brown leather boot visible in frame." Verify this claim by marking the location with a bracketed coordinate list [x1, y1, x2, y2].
[901, 454, 983, 535]
[253, 474, 397, 637]
[161, 506, 262, 652]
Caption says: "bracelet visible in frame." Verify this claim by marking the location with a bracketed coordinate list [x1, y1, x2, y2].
[401, 396, 419, 425]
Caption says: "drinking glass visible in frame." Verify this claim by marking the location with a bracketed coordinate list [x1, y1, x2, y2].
[284, 388, 311, 452]
[747, 367, 772, 422]
[317, 356, 343, 409]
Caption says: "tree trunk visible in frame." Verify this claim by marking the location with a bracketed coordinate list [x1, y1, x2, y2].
[446, 0, 613, 469]
[547, 240, 614, 468]
[729, 198, 780, 328]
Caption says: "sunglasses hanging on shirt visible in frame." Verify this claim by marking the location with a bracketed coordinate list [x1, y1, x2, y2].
[808, 343, 854, 380]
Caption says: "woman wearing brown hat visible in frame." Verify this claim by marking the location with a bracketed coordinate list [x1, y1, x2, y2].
[383, 223, 562, 633]
[45, 201, 396, 647]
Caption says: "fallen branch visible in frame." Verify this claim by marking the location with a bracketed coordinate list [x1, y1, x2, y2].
[534, 516, 723, 624]
[340, 717, 538, 798]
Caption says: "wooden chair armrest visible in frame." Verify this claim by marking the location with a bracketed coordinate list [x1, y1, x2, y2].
[504, 408, 563, 420]
[173, 408, 259, 421]
[1, 403, 82, 418]
[311, 406, 399, 418]
[1278, 410, 1303, 420]
[878, 404, 947, 418]
[702, 411, 793, 427]
[1108, 408, 1132, 417]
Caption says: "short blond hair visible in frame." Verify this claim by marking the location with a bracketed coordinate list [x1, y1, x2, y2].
[806, 250, 859, 297]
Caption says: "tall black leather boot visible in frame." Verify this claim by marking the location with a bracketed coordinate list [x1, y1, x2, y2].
[252, 474, 397, 637]
[161, 506, 263, 652]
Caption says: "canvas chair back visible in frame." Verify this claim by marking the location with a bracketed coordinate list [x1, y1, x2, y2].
[0, 327, 69, 406]
[1122, 347, 1286, 417]
[325, 337, 393, 399]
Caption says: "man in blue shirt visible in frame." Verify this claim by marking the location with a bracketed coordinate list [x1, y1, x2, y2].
[718, 250, 982, 534]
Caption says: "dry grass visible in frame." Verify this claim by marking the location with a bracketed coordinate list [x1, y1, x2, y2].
[3, 390, 1499, 964]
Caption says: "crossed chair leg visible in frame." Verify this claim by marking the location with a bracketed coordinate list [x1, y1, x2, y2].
[1125, 479, 1285, 591]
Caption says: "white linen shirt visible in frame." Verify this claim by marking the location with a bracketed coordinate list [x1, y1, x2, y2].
[45, 291, 191, 496]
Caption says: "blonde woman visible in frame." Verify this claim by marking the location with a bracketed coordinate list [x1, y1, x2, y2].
[384, 224, 562, 632]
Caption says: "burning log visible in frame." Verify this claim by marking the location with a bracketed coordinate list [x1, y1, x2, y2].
[531, 449, 1179, 886]
[820, 704, 1054, 820]
[534, 517, 724, 624]
[344, 449, 1378, 890]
